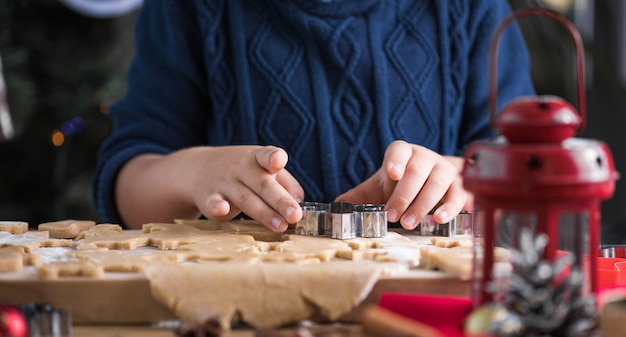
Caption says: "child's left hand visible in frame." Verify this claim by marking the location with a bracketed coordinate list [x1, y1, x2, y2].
[335, 140, 472, 230]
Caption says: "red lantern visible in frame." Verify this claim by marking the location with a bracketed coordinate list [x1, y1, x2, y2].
[462, 8, 619, 306]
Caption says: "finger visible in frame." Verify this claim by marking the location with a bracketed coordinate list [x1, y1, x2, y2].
[400, 164, 458, 229]
[431, 179, 467, 224]
[244, 172, 303, 225]
[276, 170, 305, 203]
[225, 183, 292, 232]
[200, 193, 240, 221]
[385, 158, 433, 224]
[256, 146, 288, 174]
[254, 149, 303, 224]
[436, 156, 471, 219]
[383, 140, 413, 181]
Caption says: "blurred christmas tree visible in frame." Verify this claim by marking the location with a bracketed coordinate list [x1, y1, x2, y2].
[0, 0, 138, 226]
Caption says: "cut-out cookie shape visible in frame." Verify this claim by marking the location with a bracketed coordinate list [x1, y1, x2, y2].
[75, 225, 148, 250]
[429, 237, 472, 248]
[419, 245, 510, 280]
[38, 261, 104, 280]
[0, 246, 24, 273]
[369, 232, 422, 249]
[67, 250, 152, 273]
[144, 223, 235, 250]
[0, 231, 72, 253]
[0, 246, 43, 272]
[276, 236, 351, 262]
[76, 224, 123, 239]
[174, 219, 289, 242]
[0, 221, 29, 234]
[38, 220, 96, 239]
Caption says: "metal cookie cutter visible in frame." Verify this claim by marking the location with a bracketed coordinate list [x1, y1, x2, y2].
[455, 210, 473, 235]
[355, 204, 387, 238]
[295, 202, 329, 236]
[418, 210, 472, 237]
[19, 303, 72, 337]
[328, 201, 356, 239]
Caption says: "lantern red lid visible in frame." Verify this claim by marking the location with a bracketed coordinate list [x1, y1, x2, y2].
[463, 94, 618, 200]
[495, 95, 581, 143]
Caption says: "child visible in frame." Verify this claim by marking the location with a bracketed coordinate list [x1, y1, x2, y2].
[94, 1, 535, 231]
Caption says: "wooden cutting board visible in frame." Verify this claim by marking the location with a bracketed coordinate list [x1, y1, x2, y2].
[0, 268, 469, 324]
[0, 228, 470, 324]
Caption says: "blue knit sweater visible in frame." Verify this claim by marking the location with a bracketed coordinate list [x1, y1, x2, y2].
[94, 0, 535, 225]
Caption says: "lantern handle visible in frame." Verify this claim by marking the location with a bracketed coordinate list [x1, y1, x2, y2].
[488, 8, 586, 130]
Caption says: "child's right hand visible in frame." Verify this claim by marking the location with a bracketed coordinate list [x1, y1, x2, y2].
[115, 145, 304, 232]
[192, 145, 305, 232]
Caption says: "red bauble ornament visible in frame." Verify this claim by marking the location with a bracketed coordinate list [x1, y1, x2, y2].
[0, 305, 28, 337]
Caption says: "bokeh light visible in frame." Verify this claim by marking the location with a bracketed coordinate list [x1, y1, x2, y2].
[99, 100, 110, 115]
[59, 116, 85, 136]
[51, 116, 85, 146]
[51, 129, 65, 147]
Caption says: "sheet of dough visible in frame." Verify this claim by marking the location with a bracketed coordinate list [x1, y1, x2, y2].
[145, 260, 398, 330]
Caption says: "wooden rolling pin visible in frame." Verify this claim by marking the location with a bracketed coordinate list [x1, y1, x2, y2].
[361, 305, 443, 337]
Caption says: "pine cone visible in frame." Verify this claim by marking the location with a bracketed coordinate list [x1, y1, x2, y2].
[488, 227, 599, 337]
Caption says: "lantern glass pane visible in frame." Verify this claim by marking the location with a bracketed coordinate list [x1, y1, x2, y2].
[559, 211, 590, 295]
[472, 206, 595, 306]
[558, 212, 589, 267]
[495, 211, 537, 250]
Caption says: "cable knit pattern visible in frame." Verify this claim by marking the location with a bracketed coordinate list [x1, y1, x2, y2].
[94, 0, 535, 225]
[201, 1, 233, 142]
[385, 1, 438, 144]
